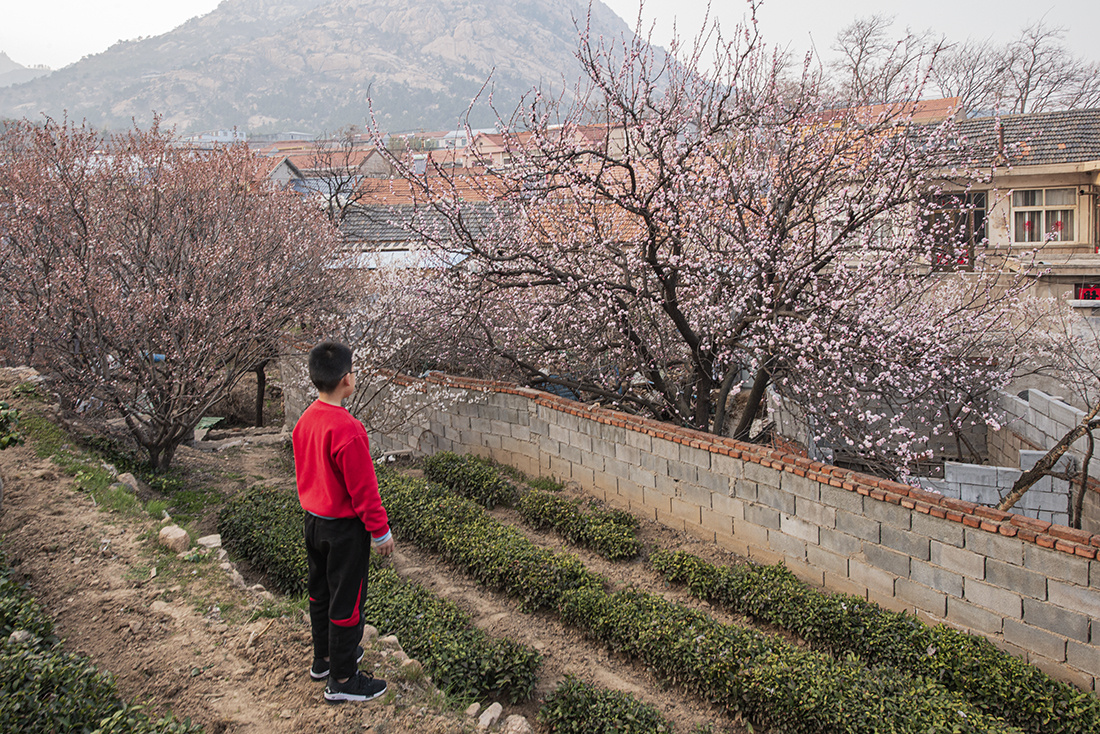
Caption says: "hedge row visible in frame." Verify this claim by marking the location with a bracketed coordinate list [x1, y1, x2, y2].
[377, 468, 604, 612]
[376, 469, 1017, 733]
[0, 554, 200, 733]
[537, 676, 671, 733]
[421, 451, 516, 508]
[364, 565, 540, 703]
[516, 491, 641, 561]
[217, 484, 308, 595]
[215, 483, 540, 702]
[649, 549, 1100, 734]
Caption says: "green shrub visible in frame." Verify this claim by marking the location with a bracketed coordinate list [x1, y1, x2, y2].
[538, 676, 672, 733]
[0, 556, 55, 643]
[218, 484, 309, 595]
[649, 549, 1099, 734]
[216, 478, 540, 702]
[0, 401, 24, 449]
[379, 469, 1015, 733]
[378, 468, 603, 612]
[365, 566, 540, 703]
[421, 451, 516, 508]
[517, 491, 640, 561]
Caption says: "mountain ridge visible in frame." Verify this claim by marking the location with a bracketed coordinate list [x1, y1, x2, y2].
[0, 0, 637, 134]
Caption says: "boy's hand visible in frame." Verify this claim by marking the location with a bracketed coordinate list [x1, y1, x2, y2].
[374, 537, 395, 557]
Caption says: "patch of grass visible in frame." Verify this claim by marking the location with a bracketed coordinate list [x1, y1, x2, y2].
[164, 486, 224, 526]
[247, 595, 308, 623]
[145, 500, 170, 521]
[19, 412, 68, 458]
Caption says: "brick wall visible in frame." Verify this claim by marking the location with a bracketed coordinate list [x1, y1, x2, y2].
[363, 373, 1100, 692]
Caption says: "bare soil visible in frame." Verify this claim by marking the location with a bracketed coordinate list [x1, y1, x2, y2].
[0, 369, 759, 734]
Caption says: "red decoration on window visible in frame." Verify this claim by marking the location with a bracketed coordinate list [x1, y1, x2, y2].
[1076, 284, 1100, 300]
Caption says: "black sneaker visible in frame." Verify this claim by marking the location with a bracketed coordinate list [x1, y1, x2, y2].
[309, 646, 365, 681]
[324, 671, 387, 703]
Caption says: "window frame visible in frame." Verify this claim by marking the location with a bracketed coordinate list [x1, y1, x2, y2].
[1011, 187, 1078, 244]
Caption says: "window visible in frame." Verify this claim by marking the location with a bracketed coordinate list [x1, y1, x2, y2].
[1013, 188, 1077, 243]
[922, 192, 987, 270]
[1075, 284, 1100, 301]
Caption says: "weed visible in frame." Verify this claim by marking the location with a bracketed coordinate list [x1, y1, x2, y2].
[526, 475, 564, 492]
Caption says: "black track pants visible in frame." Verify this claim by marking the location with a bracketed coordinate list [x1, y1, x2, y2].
[304, 514, 371, 680]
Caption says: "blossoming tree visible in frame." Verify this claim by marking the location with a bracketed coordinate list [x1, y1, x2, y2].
[373, 9, 1041, 478]
[0, 118, 342, 470]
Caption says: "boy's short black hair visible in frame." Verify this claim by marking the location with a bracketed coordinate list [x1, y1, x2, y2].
[308, 340, 354, 393]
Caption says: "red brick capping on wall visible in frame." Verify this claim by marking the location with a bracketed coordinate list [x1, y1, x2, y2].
[406, 371, 1100, 560]
[370, 371, 1100, 692]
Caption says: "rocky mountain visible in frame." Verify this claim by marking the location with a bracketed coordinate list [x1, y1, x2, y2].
[0, 52, 51, 88]
[0, 0, 636, 134]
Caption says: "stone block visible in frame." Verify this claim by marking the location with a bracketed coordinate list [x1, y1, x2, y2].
[1047, 581, 1100, 620]
[862, 543, 911, 578]
[786, 558, 823, 587]
[780, 513, 820, 545]
[1025, 544, 1089, 585]
[733, 519, 771, 550]
[1022, 598, 1090, 642]
[651, 437, 680, 462]
[616, 479, 645, 506]
[880, 524, 930, 561]
[896, 579, 947, 617]
[930, 541, 985, 580]
[806, 545, 849, 577]
[819, 527, 862, 557]
[696, 467, 729, 494]
[639, 450, 669, 476]
[745, 503, 781, 530]
[625, 429, 653, 452]
[836, 509, 880, 543]
[748, 545, 785, 566]
[627, 463, 656, 490]
[1067, 640, 1100, 678]
[911, 512, 964, 547]
[643, 486, 673, 513]
[781, 472, 820, 501]
[711, 453, 743, 481]
[1003, 618, 1067, 662]
[158, 525, 190, 553]
[823, 572, 868, 600]
[684, 520, 715, 544]
[848, 559, 897, 596]
[758, 484, 795, 514]
[701, 507, 734, 536]
[681, 482, 713, 510]
[862, 497, 913, 529]
[655, 507, 686, 532]
[985, 559, 1047, 601]
[770, 530, 808, 561]
[679, 443, 712, 472]
[818, 484, 864, 514]
[667, 458, 698, 484]
[711, 492, 745, 520]
[731, 478, 759, 501]
[671, 497, 702, 525]
[794, 497, 836, 529]
[744, 460, 781, 488]
[653, 472, 679, 497]
[963, 528, 1025, 566]
[946, 597, 1004, 636]
[963, 579, 1022, 619]
[614, 442, 641, 467]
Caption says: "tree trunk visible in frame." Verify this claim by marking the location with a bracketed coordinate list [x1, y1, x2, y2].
[1070, 429, 1094, 530]
[732, 359, 773, 442]
[997, 410, 1100, 513]
[254, 360, 269, 428]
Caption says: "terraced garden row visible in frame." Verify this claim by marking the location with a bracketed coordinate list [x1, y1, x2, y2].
[219, 451, 1100, 733]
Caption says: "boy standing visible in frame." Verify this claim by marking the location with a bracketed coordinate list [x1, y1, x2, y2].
[293, 340, 395, 703]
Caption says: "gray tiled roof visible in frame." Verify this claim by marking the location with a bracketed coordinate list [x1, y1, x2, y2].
[339, 203, 501, 246]
[954, 108, 1100, 167]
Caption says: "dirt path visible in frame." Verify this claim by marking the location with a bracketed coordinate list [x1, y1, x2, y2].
[0, 370, 756, 733]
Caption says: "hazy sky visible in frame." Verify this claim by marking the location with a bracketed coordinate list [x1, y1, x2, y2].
[2, 0, 1097, 71]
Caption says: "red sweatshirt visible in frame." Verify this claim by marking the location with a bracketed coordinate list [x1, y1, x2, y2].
[292, 400, 390, 542]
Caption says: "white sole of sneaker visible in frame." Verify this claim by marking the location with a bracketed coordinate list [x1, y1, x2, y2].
[323, 685, 387, 703]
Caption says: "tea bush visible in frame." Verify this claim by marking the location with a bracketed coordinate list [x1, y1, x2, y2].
[365, 565, 540, 703]
[649, 549, 1100, 734]
[378, 468, 603, 611]
[0, 400, 24, 449]
[538, 676, 671, 733]
[517, 490, 640, 561]
[0, 555, 199, 733]
[216, 479, 540, 702]
[378, 469, 1015, 733]
[421, 451, 516, 508]
[218, 484, 308, 595]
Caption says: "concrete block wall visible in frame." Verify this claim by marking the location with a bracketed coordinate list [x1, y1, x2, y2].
[992, 389, 1100, 479]
[361, 372, 1100, 692]
[918, 460, 1073, 527]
